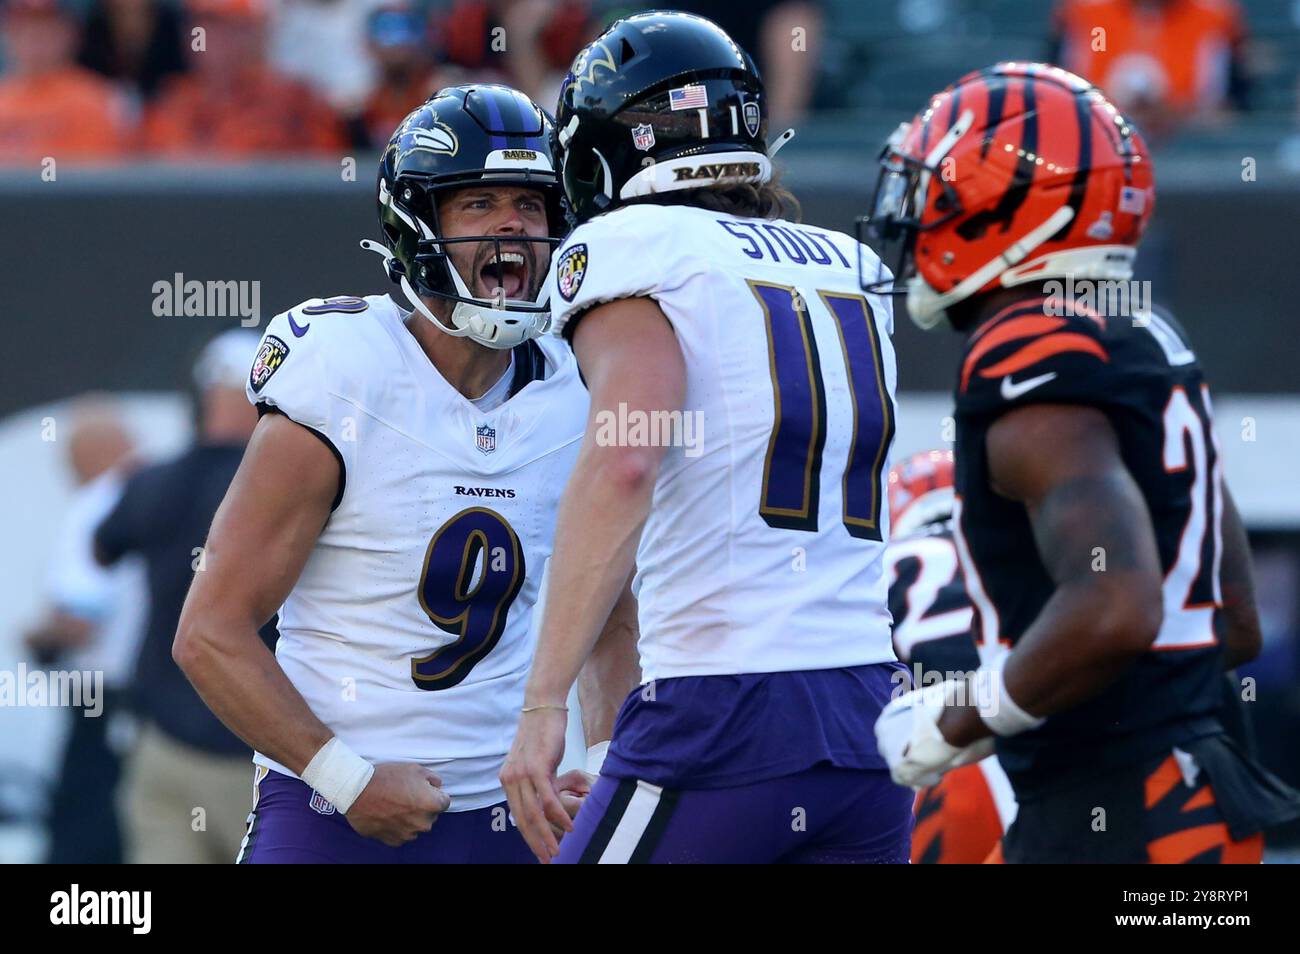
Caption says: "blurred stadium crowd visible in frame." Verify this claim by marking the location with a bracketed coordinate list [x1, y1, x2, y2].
[0, 0, 819, 159]
[2, 0, 1296, 163]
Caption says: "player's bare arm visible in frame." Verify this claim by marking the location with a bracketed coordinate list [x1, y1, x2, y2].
[555, 574, 640, 815]
[501, 296, 683, 862]
[547, 573, 640, 828]
[174, 413, 449, 847]
[937, 402, 1164, 748]
[1217, 484, 1262, 670]
[578, 572, 640, 754]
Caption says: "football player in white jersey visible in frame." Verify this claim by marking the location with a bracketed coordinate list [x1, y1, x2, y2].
[500, 12, 914, 863]
[174, 86, 638, 863]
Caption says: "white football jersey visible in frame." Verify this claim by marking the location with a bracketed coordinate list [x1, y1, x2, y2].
[546, 204, 898, 681]
[246, 294, 587, 810]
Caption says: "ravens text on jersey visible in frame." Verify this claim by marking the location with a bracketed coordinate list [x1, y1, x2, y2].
[246, 293, 587, 806]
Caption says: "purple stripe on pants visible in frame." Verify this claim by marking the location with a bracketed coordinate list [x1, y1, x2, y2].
[238, 770, 535, 864]
[555, 763, 913, 864]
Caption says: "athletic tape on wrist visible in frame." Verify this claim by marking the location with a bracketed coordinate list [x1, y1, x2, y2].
[300, 737, 375, 814]
[975, 654, 1045, 737]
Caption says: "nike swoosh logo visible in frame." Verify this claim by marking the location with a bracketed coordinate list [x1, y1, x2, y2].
[1000, 371, 1057, 400]
[287, 313, 310, 337]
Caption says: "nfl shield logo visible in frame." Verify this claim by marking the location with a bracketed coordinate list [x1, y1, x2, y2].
[742, 101, 761, 138]
[476, 423, 496, 455]
[309, 792, 336, 815]
[632, 123, 655, 151]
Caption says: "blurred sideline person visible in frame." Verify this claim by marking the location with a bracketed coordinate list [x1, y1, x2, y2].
[142, 0, 344, 158]
[869, 63, 1300, 863]
[266, 0, 381, 115]
[502, 12, 911, 864]
[351, 5, 447, 150]
[435, 0, 590, 109]
[0, 0, 131, 162]
[1048, 0, 1250, 141]
[78, 0, 188, 103]
[24, 397, 144, 864]
[174, 86, 637, 864]
[95, 330, 270, 864]
[672, 0, 822, 125]
[883, 450, 1014, 864]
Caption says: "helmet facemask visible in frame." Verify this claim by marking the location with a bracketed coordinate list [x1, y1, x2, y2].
[370, 174, 562, 350]
[857, 120, 967, 330]
[367, 84, 568, 351]
[859, 93, 1143, 332]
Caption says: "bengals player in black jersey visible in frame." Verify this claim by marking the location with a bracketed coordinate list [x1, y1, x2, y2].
[868, 63, 1300, 863]
[885, 450, 1016, 863]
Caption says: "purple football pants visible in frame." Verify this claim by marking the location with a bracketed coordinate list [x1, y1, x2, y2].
[236, 768, 535, 864]
[555, 763, 913, 864]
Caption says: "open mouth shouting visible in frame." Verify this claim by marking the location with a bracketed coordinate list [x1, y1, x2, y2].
[474, 244, 535, 302]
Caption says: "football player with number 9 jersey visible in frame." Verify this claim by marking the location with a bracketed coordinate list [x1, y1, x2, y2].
[500, 11, 913, 864]
[867, 63, 1300, 862]
[174, 85, 639, 864]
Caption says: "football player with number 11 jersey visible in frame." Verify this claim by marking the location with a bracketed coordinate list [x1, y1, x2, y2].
[502, 12, 913, 864]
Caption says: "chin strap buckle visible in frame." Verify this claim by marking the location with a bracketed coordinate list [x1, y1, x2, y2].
[768, 128, 796, 159]
[359, 238, 406, 284]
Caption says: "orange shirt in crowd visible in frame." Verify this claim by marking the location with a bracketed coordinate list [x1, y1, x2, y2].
[0, 66, 129, 163]
[143, 65, 345, 158]
[1053, 0, 1246, 112]
[360, 70, 441, 148]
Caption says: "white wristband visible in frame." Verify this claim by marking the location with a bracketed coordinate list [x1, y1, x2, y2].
[974, 654, 1045, 737]
[585, 740, 610, 776]
[300, 737, 374, 814]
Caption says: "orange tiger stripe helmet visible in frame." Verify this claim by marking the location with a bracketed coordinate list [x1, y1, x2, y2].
[858, 62, 1155, 330]
[888, 449, 955, 537]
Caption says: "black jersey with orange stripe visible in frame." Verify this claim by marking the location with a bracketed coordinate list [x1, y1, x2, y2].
[952, 294, 1226, 798]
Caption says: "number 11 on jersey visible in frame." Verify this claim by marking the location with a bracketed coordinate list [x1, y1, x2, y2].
[749, 280, 895, 541]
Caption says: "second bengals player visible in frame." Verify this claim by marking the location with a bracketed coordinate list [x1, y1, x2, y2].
[885, 450, 1014, 863]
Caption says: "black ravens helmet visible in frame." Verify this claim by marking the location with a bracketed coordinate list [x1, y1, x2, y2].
[361, 84, 566, 349]
[553, 11, 794, 224]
